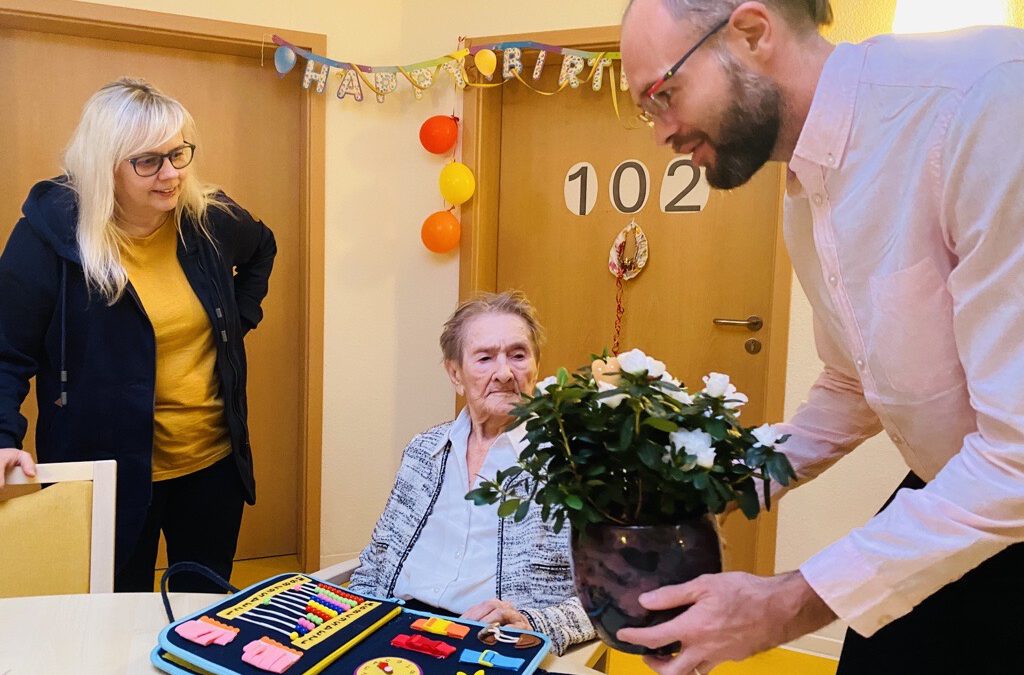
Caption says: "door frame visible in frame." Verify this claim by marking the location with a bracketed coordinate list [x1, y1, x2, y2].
[0, 0, 325, 571]
[460, 26, 791, 576]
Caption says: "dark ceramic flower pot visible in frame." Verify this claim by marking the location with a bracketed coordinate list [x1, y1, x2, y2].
[571, 517, 722, 655]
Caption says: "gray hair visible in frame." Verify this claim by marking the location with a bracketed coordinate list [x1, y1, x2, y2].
[440, 290, 545, 364]
[639, 0, 832, 33]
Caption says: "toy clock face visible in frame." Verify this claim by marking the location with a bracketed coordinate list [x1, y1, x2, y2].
[354, 658, 423, 675]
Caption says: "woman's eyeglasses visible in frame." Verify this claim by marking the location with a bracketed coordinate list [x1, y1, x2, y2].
[127, 143, 196, 177]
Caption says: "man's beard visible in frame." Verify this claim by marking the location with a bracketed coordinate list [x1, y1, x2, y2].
[703, 53, 783, 190]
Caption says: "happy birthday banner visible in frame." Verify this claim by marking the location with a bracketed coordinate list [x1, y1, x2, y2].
[271, 35, 632, 115]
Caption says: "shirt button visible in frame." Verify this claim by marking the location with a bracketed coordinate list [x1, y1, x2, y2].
[827, 153, 837, 167]
[856, 359, 865, 369]
[433, 586, 440, 594]
[812, 193, 824, 206]
[454, 551, 461, 559]
[828, 275, 838, 286]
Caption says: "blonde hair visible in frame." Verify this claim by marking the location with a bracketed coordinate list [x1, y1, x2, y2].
[62, 77, 227, 303]
[440, 290, 546, 364]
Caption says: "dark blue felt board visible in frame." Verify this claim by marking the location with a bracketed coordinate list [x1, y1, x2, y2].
[157, 574, 549, 675]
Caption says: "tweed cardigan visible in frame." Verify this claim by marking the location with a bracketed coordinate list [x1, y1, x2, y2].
[348, 420, 596, 655]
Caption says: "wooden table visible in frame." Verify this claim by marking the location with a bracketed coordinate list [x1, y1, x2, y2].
[0, 593, 605, 674]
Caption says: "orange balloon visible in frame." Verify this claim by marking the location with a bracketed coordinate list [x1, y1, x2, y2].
[421, 211, 461, 253]
[419, 115, 459, 154]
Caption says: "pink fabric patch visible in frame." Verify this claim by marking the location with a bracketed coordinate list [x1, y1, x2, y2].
[174, 617, 238, 647]
[242, 637, 303, 673]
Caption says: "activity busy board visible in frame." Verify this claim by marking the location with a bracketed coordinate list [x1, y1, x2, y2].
[152, 574, 551, 675]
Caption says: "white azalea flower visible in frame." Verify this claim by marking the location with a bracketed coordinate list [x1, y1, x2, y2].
[752, 424, 782, 448]
[702, 372, 732, 397]
[596, 380, 627, 408]
[536, 376, 558, 394]
[669, 429, 716, 469]
[644, 356, 667, 379]
[668, 388, 694, 406]
[702, 372, 748, 410]
[617, 349, 649, 375]
[723, 391, 749, 410]
[693, 445, 717, 469]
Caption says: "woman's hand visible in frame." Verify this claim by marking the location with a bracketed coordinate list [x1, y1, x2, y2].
[460, 599, 531, 630]
[0, 449, 36, 488]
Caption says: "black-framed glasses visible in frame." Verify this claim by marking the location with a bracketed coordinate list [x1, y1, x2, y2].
[638, 18, 730, 125]
[126, 143, 196, 177]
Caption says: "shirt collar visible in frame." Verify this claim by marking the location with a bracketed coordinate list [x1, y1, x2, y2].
[431, 407, 528, 456]
[791, 42, 868, 171]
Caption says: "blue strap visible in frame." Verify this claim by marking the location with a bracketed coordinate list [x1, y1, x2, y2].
[160, 562, 239, 623]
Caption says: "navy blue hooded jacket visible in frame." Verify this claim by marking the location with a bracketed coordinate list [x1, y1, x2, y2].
[0, 178, 276, 570]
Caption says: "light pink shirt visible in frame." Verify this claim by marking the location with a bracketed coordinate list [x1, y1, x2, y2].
[779, 27, 1024, 637]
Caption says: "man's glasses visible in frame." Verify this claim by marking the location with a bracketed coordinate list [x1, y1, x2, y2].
[638, 18, 730, 126]
[126, 143, 196, 177]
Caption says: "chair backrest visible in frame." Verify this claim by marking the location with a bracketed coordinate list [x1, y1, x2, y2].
[0, 460, 116, 595]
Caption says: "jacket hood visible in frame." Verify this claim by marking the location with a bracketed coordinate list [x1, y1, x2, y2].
[21, 177, 81, 263]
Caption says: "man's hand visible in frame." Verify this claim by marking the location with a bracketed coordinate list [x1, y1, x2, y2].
[617, 571, 836, 675]
[0, 448, 35, 488]
[460, 598, 531, 630]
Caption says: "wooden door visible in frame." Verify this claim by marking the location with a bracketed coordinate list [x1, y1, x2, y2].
[461, 28, 792, 575]
[0, 2, 324, 566]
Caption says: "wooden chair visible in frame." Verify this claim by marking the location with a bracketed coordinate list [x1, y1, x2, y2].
[0, 460, 117, 596]
[314, 558, 609, 672]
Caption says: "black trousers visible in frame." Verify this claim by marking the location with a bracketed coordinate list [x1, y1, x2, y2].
[114, 454, 245, 593]
[837, 472, 1024, 674]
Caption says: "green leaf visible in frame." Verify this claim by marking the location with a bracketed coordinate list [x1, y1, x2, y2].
[515, 500, 531, 522]
[557, 367, 570, 386]
[465, 486, 497, 505]
[693, 472, 709, 490]
[643, 417, 679, 433]
[617, 419, 636, 451]
[638, 443, 663, 470]
[706, 418, 727, 441]
[497, 499, 521, 518]
[565, 494, 584, 510]
[737, 485, 760, 520]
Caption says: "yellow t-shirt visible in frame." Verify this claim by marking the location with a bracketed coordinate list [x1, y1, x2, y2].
[120, 221, 232, 481]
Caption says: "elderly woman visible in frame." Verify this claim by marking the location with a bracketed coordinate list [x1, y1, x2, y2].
[348, 291, 594, 655]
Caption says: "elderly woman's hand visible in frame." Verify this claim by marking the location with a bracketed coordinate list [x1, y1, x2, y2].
[460, 599, 531, 630]
[0, 449, 36, 488]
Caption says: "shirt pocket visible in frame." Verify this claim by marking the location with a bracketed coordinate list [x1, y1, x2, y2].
[868, 258, 964, 397]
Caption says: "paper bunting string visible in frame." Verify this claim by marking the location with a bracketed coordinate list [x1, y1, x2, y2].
[273, 35, 632, 117]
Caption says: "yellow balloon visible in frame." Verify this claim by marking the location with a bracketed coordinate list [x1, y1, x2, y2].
[474, 49, 497, 79]
[439, 162, 476, 205]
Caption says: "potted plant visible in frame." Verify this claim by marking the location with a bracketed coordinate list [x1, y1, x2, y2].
[467, 348, 796, 654]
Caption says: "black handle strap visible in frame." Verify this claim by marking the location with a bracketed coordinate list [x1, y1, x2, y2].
[160, 561, 239, 622]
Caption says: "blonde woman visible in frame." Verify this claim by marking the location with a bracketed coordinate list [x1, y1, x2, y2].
[0, 78, 276, 592]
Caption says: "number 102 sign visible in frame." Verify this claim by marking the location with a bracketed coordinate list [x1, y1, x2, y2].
[563, 158, 710, 217]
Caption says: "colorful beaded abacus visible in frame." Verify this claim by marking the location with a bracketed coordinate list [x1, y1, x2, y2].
[289, 582, 367, 639]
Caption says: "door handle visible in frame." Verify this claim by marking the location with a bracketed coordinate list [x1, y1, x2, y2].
[712, 315, 764, 332]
